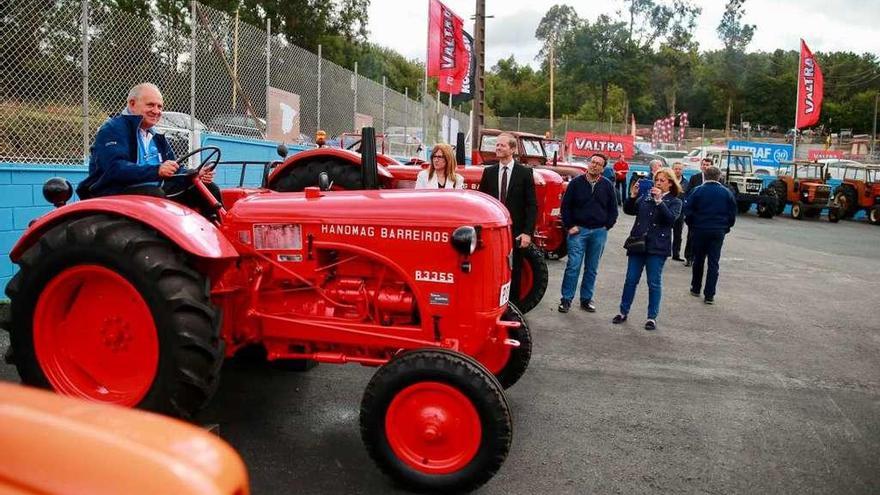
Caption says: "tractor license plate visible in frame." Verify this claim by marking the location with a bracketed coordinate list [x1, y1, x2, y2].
[746, 183, 761, 193]
[499, 281, 511, 306]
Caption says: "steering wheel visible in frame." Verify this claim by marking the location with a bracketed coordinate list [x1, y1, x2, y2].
[162, 146, 221, 198]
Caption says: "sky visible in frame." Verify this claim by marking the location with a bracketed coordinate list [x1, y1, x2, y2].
[366, 0, 880, 70]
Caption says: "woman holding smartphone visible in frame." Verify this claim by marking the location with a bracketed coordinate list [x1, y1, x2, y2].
[612, 167, 682, 330]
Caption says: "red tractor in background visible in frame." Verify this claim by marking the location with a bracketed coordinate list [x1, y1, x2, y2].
[5, 130, 528, 493]
[474, 128, 588, 180]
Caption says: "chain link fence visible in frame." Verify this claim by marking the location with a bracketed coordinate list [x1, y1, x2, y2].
[0, 0, 470, 164]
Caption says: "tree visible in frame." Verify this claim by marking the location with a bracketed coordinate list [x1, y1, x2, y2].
[535, 4, 580, 61]
[715, 0, 755, 134]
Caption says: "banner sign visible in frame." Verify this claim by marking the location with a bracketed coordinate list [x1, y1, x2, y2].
[796, 40, 824, 129]
[728, 140, 793, 167]
[427, 0, 468, 94]
[266, 87, 300, 143]
[565, 131, 634, 159]
[808, 149, 843, 161]
[452, 31, 475, 103]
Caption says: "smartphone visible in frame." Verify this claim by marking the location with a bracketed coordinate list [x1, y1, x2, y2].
[637, 178, 654, 197]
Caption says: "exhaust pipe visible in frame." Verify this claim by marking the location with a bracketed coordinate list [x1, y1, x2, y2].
[456, 132, 466, 165]
[361, 127, 379, 189]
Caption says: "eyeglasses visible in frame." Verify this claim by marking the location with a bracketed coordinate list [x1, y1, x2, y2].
[431, 155, 446, 160]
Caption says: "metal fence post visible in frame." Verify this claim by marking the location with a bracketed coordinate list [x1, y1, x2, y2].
[316, 44, 322, 132]
[189, 0, 197, 151]
[265, 19, 271, 105]
[382, 76, 386, 134]
[353, 61, 358, 130]
[81, 0, 90, 163]
[404, 87, 409, 150]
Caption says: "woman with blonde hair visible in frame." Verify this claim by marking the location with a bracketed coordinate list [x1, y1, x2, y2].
[415, 143, 465, 189]
[612, 167, 682, 331]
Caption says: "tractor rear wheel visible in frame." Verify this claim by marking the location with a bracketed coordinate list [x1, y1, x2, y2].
[828, 207, 841, 223]
[475, 303, 532, 389]
[870, 206, 880, 225]
[737, 201, 751, 214]
[771, 180, 787, 214]
[834, 188, 857, 218]
[516, 245, 548, 314]
[360, 349, 511, 493]
[791, 203, 804, 220]
[756, 189, 777, 219]
[5, 215, 223, 419]
[271, 158, 364, 192]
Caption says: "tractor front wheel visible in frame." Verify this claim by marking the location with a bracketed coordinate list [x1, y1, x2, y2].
[516, 245, 549, 314]
[834, 189, 857, 218]
[5, 215, 223, 419]
[771, 180, 787, 214]
[870, 206, 880, 225]
[360, 349, 512, 493]
[475, 303, 532, 389]
[791, 203, 804, 220]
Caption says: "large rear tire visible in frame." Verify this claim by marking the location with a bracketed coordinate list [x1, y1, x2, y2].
[834, 187, 857, 218]
[737, 201, 751, 214]
[771, 180, 787, 214]
[516, 245, 548, 314]
[271, 158, 364, 192]
[360, 349, 512, 493]
[5, 215, 223, 419]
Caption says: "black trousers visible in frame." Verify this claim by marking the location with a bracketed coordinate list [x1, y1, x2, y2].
[615, 179, 627, 205]
[672, 214, 685, 258]
[690, 231, 726, 298]
[120, 182, 223, 217]
[683, 227, 694, 261]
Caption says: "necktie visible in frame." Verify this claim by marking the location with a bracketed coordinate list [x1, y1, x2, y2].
[500, 166, 508, 203]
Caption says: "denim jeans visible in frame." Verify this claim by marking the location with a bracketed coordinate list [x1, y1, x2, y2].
[690, 231, 726, 298]
[560, 227, 608, 303]
[619, 253, 667, 319]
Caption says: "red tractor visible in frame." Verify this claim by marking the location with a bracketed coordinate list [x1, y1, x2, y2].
[287, 133, 555, 312]
[831, 164, 880, 224]
[6, 132, 529, 493]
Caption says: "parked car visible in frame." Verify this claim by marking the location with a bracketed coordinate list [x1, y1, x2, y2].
[207, 114, 266, 139]
[155, 111, 207, 158]
[654, 150, 689, 163]
[680, 146, 726, 170]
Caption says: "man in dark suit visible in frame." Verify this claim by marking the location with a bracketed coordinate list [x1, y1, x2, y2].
[479, 132, 537, 303]
[683, 157, 712, 266]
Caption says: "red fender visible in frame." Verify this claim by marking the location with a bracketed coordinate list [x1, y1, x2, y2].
[10, 196, 238, 262]
[267, 148, 395, 187]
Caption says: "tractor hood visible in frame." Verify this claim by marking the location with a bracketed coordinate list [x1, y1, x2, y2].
[226, 189, 511, 229]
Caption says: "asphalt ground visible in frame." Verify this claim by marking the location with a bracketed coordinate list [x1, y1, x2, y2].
[1, 211, 879, 494]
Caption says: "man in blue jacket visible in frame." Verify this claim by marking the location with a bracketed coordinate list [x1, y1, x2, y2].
[76, 83, 221, 213]
[558, 153, 618, 313]
[683, 166, 737, 304]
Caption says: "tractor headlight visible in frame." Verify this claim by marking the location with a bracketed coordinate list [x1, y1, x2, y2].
[451, 226, 477, 255]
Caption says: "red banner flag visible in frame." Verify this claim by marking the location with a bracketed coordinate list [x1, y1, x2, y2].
[796, 40, 824, 129]
[427, 0, 468, 93]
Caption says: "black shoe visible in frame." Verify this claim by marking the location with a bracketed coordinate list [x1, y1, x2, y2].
[684, 260, 692, 267]
[672, 256, 684, 262]
[704, 297, 714, 305]
[580, 300, 596, 312]
[644, 319, 657, 331]
[558, 300, 571, 313]
[689, 290, 701, 297]
[612, 314, 627, 324]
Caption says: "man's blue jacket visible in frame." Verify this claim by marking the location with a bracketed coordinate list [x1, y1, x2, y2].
[76, 114, 175, 199]
[683, 181, 737, 234]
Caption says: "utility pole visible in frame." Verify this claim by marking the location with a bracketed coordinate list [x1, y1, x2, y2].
[472, 0, 486, 157]
[872, 93, 878, 158]
[549, 42, 554, 137]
